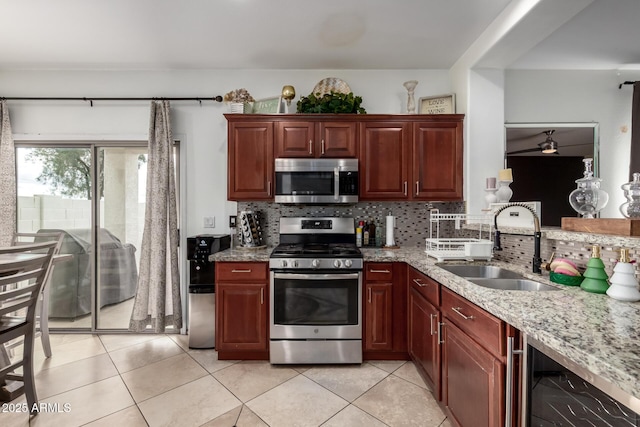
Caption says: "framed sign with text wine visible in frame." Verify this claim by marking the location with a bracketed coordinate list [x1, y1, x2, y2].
[419, 94, 455, 114]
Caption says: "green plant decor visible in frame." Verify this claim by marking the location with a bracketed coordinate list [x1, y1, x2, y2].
[297, 92, 366, 114]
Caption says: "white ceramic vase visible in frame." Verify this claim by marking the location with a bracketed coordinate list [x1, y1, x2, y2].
[496, 180, 513, 203]
[403, 80, 418, 114]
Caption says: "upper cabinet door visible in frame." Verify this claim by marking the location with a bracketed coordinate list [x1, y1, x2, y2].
[275, 121, 316, 158]
[275, 120, 357, 158]
[318, 121, 357, 158]
[227, 121, 274, 200]
[412, 120, 463, 201]
[359, 121, 411, 200]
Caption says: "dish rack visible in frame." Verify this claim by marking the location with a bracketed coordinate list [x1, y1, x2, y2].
[425, 210, 494, 262]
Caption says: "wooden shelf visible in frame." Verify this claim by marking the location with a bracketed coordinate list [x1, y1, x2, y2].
[561, 218, 640, 237]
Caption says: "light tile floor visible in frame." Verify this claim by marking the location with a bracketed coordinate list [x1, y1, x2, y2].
[2, 334, 453, 427]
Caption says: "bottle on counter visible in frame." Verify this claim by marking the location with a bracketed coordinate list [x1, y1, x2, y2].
[368, 219, 376, 247]
[606, 248, 640, 302]
[356, 220, 364, 247]
[580, 245, 610, 294]
[363, 221, 370, 246]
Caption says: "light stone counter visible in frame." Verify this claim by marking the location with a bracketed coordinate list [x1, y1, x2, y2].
[210, 247, 272, 262]
[212, 246, 640, 405]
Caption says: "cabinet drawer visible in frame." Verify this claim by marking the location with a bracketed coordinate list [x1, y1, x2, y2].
[441, 287, 505, 357]
[365, 263, 394, 281]
[408, 267, 440, 306]
[216, 262, 268, 282]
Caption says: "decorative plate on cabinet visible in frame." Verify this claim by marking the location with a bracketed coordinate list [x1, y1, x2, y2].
[312, 77, 351, 96]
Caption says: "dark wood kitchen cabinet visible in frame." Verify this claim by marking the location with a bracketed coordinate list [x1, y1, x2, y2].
[275, 120, 357, 158]
[363, 262, 408, 360]
[226, 114, 463, 201]
[226, 117, 274, 201]
[412, 120, 463, 200]
[359, 116, 463, 201]
[359, 121, 412, 199]
[440, 286, 507, 427]
[215, 261, 269, 360]
[408, 267, 441, 399]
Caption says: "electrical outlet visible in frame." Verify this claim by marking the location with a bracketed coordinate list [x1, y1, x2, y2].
[229, 215, 237, 228]
[204, 216, 215, 228]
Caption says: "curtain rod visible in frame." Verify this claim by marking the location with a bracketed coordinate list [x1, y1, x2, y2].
[618, 81, 637, 89]
[1, 96, 224, 106]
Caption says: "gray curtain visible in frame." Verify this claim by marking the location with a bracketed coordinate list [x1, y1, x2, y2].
[0, 100, 16, 246]
[129, 100, 182, 332]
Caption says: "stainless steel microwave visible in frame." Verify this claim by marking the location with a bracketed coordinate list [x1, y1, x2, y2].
[274, 158, 359, 204]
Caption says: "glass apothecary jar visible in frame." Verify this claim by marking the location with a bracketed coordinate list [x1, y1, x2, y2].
[569, 158, 609, 218]
[620, 172, 640, 218]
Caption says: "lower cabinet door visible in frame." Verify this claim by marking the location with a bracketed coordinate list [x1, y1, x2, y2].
[216, 283, 268, 351]
[442, 321, 504, 427]
[409, 287, 440, 398]
[364, 282, 393, 351]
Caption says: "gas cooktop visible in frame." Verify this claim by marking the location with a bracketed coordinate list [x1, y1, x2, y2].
[271, 243, 362, 258]
[269, 217, 363, 270]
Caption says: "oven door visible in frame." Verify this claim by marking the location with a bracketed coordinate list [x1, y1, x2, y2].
[270, 271, 362, 340]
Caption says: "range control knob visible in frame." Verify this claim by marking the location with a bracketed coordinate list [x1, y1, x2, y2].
[281, 260, 288, 268]
[292, 260, 299, 268]
[311, 259, 321, 268]
[344, 259, 353, 268]
[333, 260, 342, 268]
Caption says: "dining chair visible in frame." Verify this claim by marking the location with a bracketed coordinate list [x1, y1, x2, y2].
[0, 241, 57, 414]
[12, 232, 64, 358]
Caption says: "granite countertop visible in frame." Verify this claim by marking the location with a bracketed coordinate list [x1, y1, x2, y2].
[211, 246, 640, 404]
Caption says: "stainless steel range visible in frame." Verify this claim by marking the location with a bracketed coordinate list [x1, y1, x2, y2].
[269, 217, 363, 364]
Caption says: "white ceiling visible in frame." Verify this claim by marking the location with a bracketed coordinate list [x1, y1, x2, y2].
[0, 0, 637, 71]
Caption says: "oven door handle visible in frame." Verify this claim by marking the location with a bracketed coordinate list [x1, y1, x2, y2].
[273, 272, 360, 281]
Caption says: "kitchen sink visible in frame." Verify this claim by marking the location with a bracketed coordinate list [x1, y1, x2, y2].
[437, 264, 524, 279]
[467, 278, 560, 292]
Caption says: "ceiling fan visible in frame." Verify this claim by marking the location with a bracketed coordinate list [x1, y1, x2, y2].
[507, 130, 559, 155]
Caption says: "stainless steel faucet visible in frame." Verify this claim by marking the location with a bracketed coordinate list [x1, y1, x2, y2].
[493, 203, 542, 274]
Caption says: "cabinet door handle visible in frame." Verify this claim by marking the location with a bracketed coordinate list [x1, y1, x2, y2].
[231, 269, 252, 273]
[505, 336, 523, 427]
[260, 287, 264, 305]
[404, 181, 408, 196]
[309, 140, 313, 155]
[267, 181, 271, 196]
[416, 181, 420, 196]
[438, 321, 445, 344]
[451, 306, 474, 320]
[369, 269, 390, 273]
[413, 278, 426, 287]
[368, 287, 372, 303]
[430, 313, 437, 335]
[321, 139, 325, 155]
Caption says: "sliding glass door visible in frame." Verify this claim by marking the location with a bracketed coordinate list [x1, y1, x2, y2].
[15, 142, 165, 331]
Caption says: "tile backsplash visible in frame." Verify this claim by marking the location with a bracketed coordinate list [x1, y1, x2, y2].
[237, 201, 465, 247]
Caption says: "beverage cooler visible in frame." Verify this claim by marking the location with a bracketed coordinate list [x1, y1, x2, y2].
[186, 234, 230, 349]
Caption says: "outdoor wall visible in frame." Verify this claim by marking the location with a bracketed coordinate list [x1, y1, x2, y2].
[17, 195, 94, 232]
[17, 195, 143, 248]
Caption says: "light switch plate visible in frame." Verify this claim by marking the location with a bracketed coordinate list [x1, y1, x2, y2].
[204, 216, 215, 228]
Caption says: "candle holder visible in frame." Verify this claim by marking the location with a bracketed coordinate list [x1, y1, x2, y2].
[484, 188, 498, 210]
[403, 80, 418, 114]
[496, 180, 513, 203]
